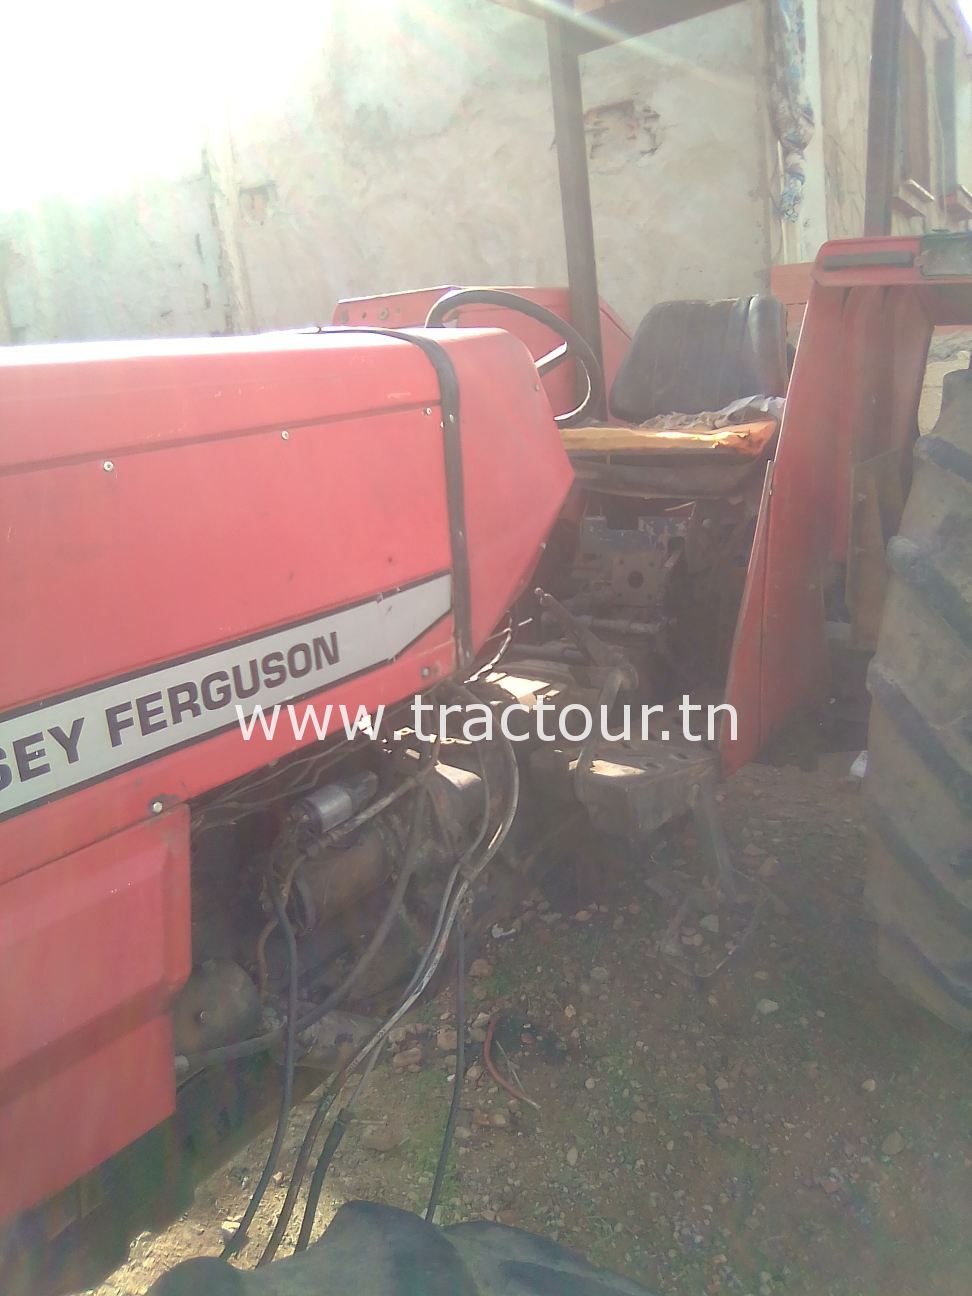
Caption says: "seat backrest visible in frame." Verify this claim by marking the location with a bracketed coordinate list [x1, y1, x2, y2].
[609, 295, 788, 424]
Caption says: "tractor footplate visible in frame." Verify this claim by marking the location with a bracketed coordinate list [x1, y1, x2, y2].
[530, 732, 714, 839]
[529, 727, 734, 899]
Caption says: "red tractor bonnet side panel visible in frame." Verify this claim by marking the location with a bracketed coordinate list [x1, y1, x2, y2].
[0, 327, 570, 1222]
[444, 329, 575, 648]
[0, 329, 568, 877]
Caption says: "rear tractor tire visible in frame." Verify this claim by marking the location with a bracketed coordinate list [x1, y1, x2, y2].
[866, 361, 972, 1029]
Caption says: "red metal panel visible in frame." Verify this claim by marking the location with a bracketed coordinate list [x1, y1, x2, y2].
[0, 810, 190, 1219]
[0, 338, 454, 709]
[726, 239, 971, 759]
[0, 328, 571, 877]
[332, 286, 632, 418]
[445, 330, 575, 648]
[829, 287, 890, 561]
[0, 621, 455, 884]
[0, 332, 441, 472]
[722, 281, 845, 759]
[1, 408, 452, 710]
[758, 284, 848, 743]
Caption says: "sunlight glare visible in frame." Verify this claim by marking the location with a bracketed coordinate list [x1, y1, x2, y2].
[1, 0, 335, 206]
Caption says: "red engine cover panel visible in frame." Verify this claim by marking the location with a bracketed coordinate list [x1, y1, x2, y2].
[0, 809, 190, 1219]
[0, 328, 571, 876]
[0, 326, 572, 1220]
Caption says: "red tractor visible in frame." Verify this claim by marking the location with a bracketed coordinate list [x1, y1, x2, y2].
[2, 8, 971, 1295]
[3, 230, 971, 1296]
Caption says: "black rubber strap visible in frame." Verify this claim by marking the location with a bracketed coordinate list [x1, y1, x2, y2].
[313, 326, 474, 669]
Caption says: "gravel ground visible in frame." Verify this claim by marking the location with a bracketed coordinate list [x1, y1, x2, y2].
[93, 760, 972, 1296]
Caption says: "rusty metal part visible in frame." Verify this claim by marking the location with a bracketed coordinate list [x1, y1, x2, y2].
[846, 448, 907, 649]
[574, 511, 685, 616]
[171, 960, 261, 1057]
[529, 702, 718, 841]
[325, 767, 430, 844]
[254, 772, 383, 996]
[290, 1011, 379, 1073]
[535, 589, 637, 684]
[422, 762, 488, 857]
[292, 827, 392, 931]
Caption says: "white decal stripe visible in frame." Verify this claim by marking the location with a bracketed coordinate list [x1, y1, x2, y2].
[0, 574, 452, 818]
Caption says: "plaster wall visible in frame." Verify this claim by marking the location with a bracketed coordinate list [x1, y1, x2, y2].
[1, 0, 773, 342]
[818, 0, 872, 239]
[228, 0, 773, 333]
[817, 0, 972, 241]
[0, 170, 232, 344]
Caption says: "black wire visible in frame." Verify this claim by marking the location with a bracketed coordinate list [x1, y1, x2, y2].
[293, 892, 467, 1249]
[264, 738, 492, 1262]
[256, 1079, 341, 1266]
[180, 1027, 281, 1070]
[257, 784, 430, 1266]
[294, 1107, 353, 1251]
[256, 706, 513, 1264]
[297, 785, 429, 1023]
[221, 872, 298, 1259]
[339, 708, 517, 1073]
[183, 776, 436, 1073]
[426, 917, 465, 1223]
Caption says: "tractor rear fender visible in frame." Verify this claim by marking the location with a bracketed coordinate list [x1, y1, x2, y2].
[722, 235, 972, 771]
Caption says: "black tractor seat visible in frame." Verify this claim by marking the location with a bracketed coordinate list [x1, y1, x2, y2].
[561, 295, 788, 498]
[608, 294, 788, 425]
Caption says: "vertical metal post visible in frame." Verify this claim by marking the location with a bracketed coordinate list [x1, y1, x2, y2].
[864, 0, 904, 236]
[545, 13, 605, 413]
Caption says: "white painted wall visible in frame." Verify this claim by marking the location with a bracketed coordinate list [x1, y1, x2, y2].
[0, 175, 233, 344]
[5, 1, 970, 347]
[0, 0, 773, 342]
[816, 0, 972, 240]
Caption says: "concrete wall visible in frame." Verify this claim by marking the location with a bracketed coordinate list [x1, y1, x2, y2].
[818, 0, 872, 239]
[817, 0, 972, 240]
[4, 1, 971, 347]
[1, 0, 774, 342]
[0, 171, 236, 343]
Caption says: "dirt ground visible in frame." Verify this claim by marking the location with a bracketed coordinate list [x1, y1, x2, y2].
[92, 759, 972, 1296]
